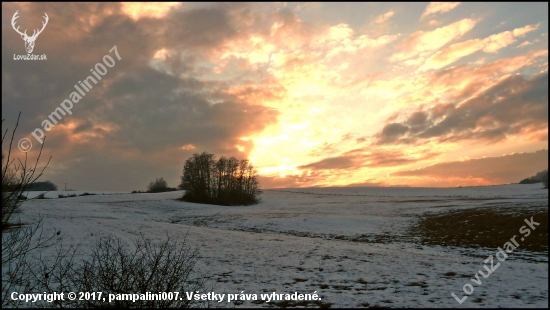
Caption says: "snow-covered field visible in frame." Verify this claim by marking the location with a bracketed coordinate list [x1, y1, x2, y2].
[13, 184, 549, 307]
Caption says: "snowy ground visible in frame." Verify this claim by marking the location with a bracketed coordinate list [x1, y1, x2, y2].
[13, 184, 549, 307]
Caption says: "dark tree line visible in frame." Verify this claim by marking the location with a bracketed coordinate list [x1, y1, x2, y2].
[518, 169, 548, 185]
[28, 180, 57, 191]
[179, 152, 261, 205]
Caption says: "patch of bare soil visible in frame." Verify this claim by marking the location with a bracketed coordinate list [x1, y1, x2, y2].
[410, 205, 548, 254]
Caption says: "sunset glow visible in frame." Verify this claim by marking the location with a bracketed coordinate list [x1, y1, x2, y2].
[2, 2, 548, 191]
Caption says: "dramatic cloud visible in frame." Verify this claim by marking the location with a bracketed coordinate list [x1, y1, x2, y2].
[2, 3, 278, 190]
[2, 3, 547, 190]
[375, 72, 548, 145]
[376, 123, 411, 144]
[364, 49, 548, 116]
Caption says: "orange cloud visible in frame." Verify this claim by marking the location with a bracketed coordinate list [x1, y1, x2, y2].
[210, 10, 403, 178]
[222, 78, 287, 106]
[375, 10, 394, 24]
[366, 49, 548, 117]
[4, 2, 546, 191]
[121, 2, 180, 20]
[513, 23, 540, 36]
[390, 18, 476, 62]
[419, 39, 483, 71]
[420, 23, 540, 71]
[298, 149, 439, 171]
[517, 39, 539, 48]
[421, 2, 461, 19]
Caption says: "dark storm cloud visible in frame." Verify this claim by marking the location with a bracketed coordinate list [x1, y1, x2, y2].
[406, 111, 428, 128]
[374, 72, 548, 145]
[2, 2, 278, 190]
[375, 123, 410, 144]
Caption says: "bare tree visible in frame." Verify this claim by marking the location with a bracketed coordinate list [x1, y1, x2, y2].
[2, 114, 52, 230]
[2, 113, 60, 308]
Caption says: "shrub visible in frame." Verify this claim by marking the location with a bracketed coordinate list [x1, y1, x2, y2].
[179, 152, 261, 205]
[2, 217, 62, 308]
[36, 234, 207, 308]
[147, 177, 176, 193]
[148, 177, 168, 192]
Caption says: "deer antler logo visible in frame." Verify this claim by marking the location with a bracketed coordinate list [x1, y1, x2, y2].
[11, 10, 49, 54]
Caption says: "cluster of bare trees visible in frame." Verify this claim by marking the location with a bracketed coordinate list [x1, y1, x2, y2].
[179, 152, 261, 205]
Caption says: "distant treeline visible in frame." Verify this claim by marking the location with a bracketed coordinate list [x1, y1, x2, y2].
[28, 180, 58, 191]
[519, 169, 548, 185]
[131, 177, 178, 194]
[3, 180, 58, 191]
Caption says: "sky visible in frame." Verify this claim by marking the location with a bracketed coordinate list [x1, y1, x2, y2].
[2, 2, 548, 191]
